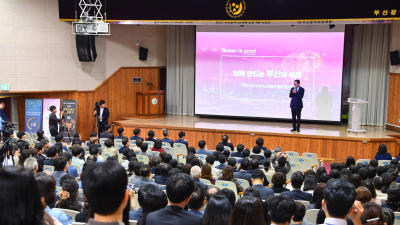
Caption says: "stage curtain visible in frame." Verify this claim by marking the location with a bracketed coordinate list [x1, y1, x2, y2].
[166, 26, 195, 115]
[11, 97, 18, 124]
[349, 24, 391, 126]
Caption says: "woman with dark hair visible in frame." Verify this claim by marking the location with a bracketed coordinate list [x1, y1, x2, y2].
[34, 172, 69, 225]
[382, 208, 395, 225]
[316, 167, 326, 182]
[37, 130, 45, 142]
[381, 184, 400, 211]
[350, 173, 362, 189]
[230, 196, 266, 225]
[263, 159, 275, 177]
[262, 199, 270, 225]
[54, 179, 84, 212]
[356, 187, 372, 204]
[349, 165, 358, 174]
[151, 139, 164, 152]
[0, 166, 44, 225]
[303, 175, 317, 194]
[304, 169, 318, 181]
[361, 180, 381, 203]
[138, 185, 168, 225]
[306, 183, 325, 210]
[217, 188, 236, 210]
[18, 149, 32, 166]
[219, 166, 243, 193]
[201, 163, 215, 184]
[361, 202, 386, 225]
[375, 144, 392, 160]
[202, 195, 232, 225]
[346, 156, 356, 168]
[271, 172, 289, 193]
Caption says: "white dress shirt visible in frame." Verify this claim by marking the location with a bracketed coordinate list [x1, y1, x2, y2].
[323, 218, 347, 225]
[99, 108, 104, 121]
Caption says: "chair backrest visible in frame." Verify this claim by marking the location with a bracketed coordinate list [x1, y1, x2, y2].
[224, 146, 232, 151]
[78, 188, 83, 198]
[356, 159, 371, 165]
[294, 157, 311, 169]
[50, 136, 56, 144]
[118, 154, 123, 163]
[164, 147, 178, 160]
[129, 220, 138, 225]
[144, 141, 154, 146]
[286, 151, 299, 161]
[236, 178, 250, 190]
[115, 144, 124, 149]
[233, 147, 237, 152]
[129, 140, 136, 144]
[265, 174, 272, 183]
[75, 177, 80, 182]
[158, 184, 166, 189]
[378, 160, 391, 166]
[393, 212, 400, 225]
[71, 223, 86, 225]
[55, 186, 62, 196]
[195, 154, 208, 161]
[199, 178, 212, 185]
[302, 152, 319, 168]
[274, 193, 281, 196]
[71, 164, 80, 171]
[31, 133, 38, 140]
[114, 139, 123, 145]
[133, 194, 140, 210]
[25, 132, 33, 140]
[53, 208, 79, 223]
[45, 136, 51, 143]
[295, 200, 309, 208]
[162, 142, 171, 147]
[99, 138, 107, 145]
[101, 152, 113, 159]
[43, 165, 55, 173]
[150, 151, 158, 156]
[138, 155, 149, 164]
[215, 180, 238, 200]
[304, 209, 319, 225]
[290, 162, 303, 172]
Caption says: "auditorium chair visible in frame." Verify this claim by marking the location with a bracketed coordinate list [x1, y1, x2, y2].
[393, 212, 400, 225]
[129, 220, 138, 225]
[215, 180, 239, 201]
[133, 194, 140, 210]
[75, 177, 79, 182]
[114, 139, 123, 145]
[304, 209, 319, 225]
[293, 157, 316, 170]
[78, 189, 83, 198]
[195, 154, 208, 161]
[356, 159, 370, 165]
[99, 138, 107, 147]
[55, 186, 62, 196]
[302, 152, 319, 168]
[43, 165, 55, 173]
[31, 133, 38, 140]
[53, 208, 79, 223]
[162, 142, 171, 147]
[71, 223, 85, 225]
[223, 146, 232, 151]
[265, 174, 272, 183]
[236, 178, 250, 190]
[286, 151, 299, 162]
[199, 178, 212, 185]
[24, 132, 33, 140]
[295, 200, 309, 208]
[378, 160, 391, 166]
[137, 155, 149, 164]
[71, 164, 80, 171]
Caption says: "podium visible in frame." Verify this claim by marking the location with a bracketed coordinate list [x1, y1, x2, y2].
[347, 98, 368, 133]
[136, 90, 164, 119]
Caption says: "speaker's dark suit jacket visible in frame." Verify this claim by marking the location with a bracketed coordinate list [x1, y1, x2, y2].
[95, 107, 109, 126]
[145, 205, 202, 225]
[281, 189, 312, 201]
[49, 113, 62, 130]
[289, 87, 305, 109]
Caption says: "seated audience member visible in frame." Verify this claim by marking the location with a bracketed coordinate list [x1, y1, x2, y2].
[187, 147, 196, 155]
[36, 143, 47, 161]
[146, 173, 202, 225]
[227, 158, 239, 172]
[217, 188, 236, 210]
[196, 140, 210, 155]
[175, 131, 188, 149]
[375, 144, 392, 160]
[18, 149, 32, 166]
[40, 138, 51, 151]
[122, 151, 137, 169]
[212, 151, 221, 167]
[34, 172, 68, 225]
[349, 165, 358, 174]
[230, 196, 266, 225]
[270, 146, 282, 161]
[100, 125, 114, 142]
[251, 169, 274, 200]
[306, 183, 325, 210]
[133, 139, 143, 152]
[381, 184, 400, 211]
[201, 163, 215, 184]
[16, 131, 30, 149]
[381, 172, 393, 193]
[132, 165, 158, 188]
[103, 139, 118, 157]
[382, 208, 395, 225]
[254, 137, 267, 151]
[345, 156, 356, 168]
[219, 166, 244, 193]
[356, 186, 372, 204]
[215, 154, 228, 170]
[246, 158, 260, 174]
[54, 134, 68, 153]
[164, 154, 173, 165]
[350, 173, 362, 189]
[319, 173, 331, 184]
[203, 195, 232, 225]
[136, 185, 168, 225]
[169, 159, 178, 168]
[130, 184, 153, 220]
[155, 164, 172, 185]
[303, 175, 317, 194]
[263, 159, 275, 177]
[361, 202, 387, 225]
[358, 167, 369, 180]
[87, 155, 98, 162]
[145, 130, 156, 142]
[24, 157, 39, 173]
[234, 158, 252, 186]
[361, 180, 381, 203]
[217, 134, 234, 151]
[89, 136, 100, 149]
[282, 172, 312, 201]
[317, 167, 327, 180]
[161, 130, 174, 147]
[202, 186, 220, 212]
[43, 146, 58, 165]
[82, 162, 130, 225]
[119, 138, 130, 154]
[271, 172, 290, 193]
[223, 149, 231, 159]
[273, 153, 291, 175]
[138, 143, 153, 158]
[369, 159, 378, 168]
[78, 161, 94, 189]
[187, 183, 206, 218]
[250, 146, 265, 161]
[388, 168, 399, 183]
[106, 156, 118, 162]
[290, 202, 313, 225]
[71, 147, 84, 167]
[367, 166, 376, 181]
[150, 156, 161, 174]
[181, 164, 192, 175]
[88, 144, 104, 162]
[55, 179, 84, 212]
[130, 128, 144, 141]
[191, 165, 209, 190]
[268, 195, 296, 225]
[37, 130, 45, 142]
[322, 179, 363, 225]
[151, 139, 165, 152]
[50, 156, 69, 186]
[231, 144, 244, 158]
[330, 169, 340, 179]
[128, 161, 143, 183]
[243, 187, 262, 199]
[61, 152, 79, 177]
[115, 127, 128, 139]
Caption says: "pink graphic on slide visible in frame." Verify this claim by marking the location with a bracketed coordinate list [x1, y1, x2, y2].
[195, 32, 344, 121]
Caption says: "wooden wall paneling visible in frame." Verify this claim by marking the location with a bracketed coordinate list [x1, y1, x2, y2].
[387, 73, 400, 127]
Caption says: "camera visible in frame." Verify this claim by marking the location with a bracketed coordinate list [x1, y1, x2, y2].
[1, 121, 17, 138]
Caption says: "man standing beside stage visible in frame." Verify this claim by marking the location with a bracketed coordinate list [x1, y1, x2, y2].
[49, 106, 63, 137]
[94, 100, 109, 133]
[289, 79, 304, 132]
[0, 100, 10, 136]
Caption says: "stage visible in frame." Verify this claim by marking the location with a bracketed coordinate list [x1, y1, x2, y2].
[113, 115, 399, 162]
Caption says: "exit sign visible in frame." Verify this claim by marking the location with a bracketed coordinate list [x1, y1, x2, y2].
[1, 83, 9, 91]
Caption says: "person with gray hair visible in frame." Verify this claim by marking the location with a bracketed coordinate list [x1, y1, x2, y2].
[24, 157, 38, 173]
[271, 146, 282, 162]
[191, 166, 208, 191]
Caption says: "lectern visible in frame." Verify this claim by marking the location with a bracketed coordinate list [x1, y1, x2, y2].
[136, 90, 164, 119]
[347, 98, 368, 133]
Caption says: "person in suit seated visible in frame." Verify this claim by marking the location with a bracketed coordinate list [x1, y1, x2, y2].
[205, 154, 221, 175]
[196, 140, 210, 155]
[292, 202, 314, 225]
[161, 130, 174, 147]
[217, 134, 234, 151]
[145, 130, 156, 142]
[119, 138, 130, 154]
[268, 195, 297, 225]
[245, 157, 269, 186]
[175, 131, 188, 150]
[50, 156, 69, 186]
[191, 166, 209, 191]
[129, 184, 154, 221]
[282, 171, 312, 201]
[231, 144, 244, 158]
[151, 139, 165, 152]
[155, 163, 172, 185]
[138, 143, 153, 158]
[233, 157, 253, 186]
[251, 169, 274, 200]
[187, 183, 206, 218]
[130, 128, 144, 141]
[88, 144, 104, 162]
[131, 165, 158, 188]
[227, 158, 240, 172]
[43, 147, 58, 166]
[115, 127, 128, 140]
[254, 137, 267, 151]
[271, 172, 290, 193]
[237, 148, 250, 164]
[146, 173, 203, 225]
[150, 156, 161, 174]
[215, 154, 227, 170]
[100, 125, 114, 143]
[272, 153, 291, 175]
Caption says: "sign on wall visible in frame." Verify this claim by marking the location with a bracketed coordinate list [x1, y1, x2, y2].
[25, 99, 43, 136]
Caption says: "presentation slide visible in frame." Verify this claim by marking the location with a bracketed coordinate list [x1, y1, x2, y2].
[195, 30, 345, 121]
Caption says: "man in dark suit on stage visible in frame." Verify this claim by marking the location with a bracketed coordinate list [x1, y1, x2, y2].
[289, 79, 304, 132]
[100, 125, 114, 143]
[94, 100, 109, 134]
[49, 105, 63, 137]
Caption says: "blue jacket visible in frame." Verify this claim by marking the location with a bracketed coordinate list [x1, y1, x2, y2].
[68, 165, 79, 177]
[196, 149, 211, 155]
[231, 152, 243, 158]
[375, 153, 392, 161]
[132, 178, 158, 188]
[115, 135, 128, 139]
[162, 138, 174, 147]
[289, 86, 305, 109]
[215, 164, 227, 170]
[129, 208, 143, 221]
[281, 189, 312, 201]
[217, 142, 234, 150]
[175, 139, 188, 149]
[188, 209, 204, 218]
[130, 136, 144, 141]
[253, 184, 274, 200]
[155, 175, 169, 185]
[46, 207, 68, 225]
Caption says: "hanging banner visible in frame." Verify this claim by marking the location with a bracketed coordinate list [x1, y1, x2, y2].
[42, 99, 61, 138]
[25, 99, 43, 136]
[60, 99, 78, 143]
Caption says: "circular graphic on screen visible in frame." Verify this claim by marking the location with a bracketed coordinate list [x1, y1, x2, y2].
[152, 98, 158, 105]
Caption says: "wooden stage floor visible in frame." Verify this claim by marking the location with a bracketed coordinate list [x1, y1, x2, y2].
[114, 115, 399, 162]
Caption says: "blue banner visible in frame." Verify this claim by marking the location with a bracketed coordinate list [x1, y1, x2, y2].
[25, 99, 43, 135]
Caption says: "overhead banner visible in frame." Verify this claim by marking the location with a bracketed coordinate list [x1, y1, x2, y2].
[60, 99, 78, 143]
[58, 0, 400, 22]
[43, 99, 61, 138]
[25, 99, 43, 136]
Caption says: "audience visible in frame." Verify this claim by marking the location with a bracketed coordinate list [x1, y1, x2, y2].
[72, 147, 84, 167]
[291, 201, 313, 225]
[217, 134, 234, 151]
[161, 130, 174, 147]
[233, 157, 252, 186]
[24, 157, 39, 173]
[306, 183, 325, 210]
[130, 128, 144, 141]
[191, 165, 209, 190]
[251, 169, 273, 199]
[187, 183, 206, 217]
[132, 165, 158, 188]
[155, 164, 172, 185]
[137, 184, 168, 225]
[230, 196, 266, 225]
[146, 130, 156, 142]
[361, 180, 381, 203]
[152, 139, 165, 152]
[219, 166, 244, 193]
[273, 154, 291, 175]
[61, 152, 79, 177]
[43, 147, 58, 165]
[196, 140, 210, 155]
[104, 139, 118, 157]
[89, 144, 104, 162]
[356, 187, 372, 204]
[350, 173, 362, 188]
[381, 184, 400, 211]
[201, 163, 215, 184]
[203, 195, 232, 225]
[361, 202, 386, 225]
[381, 172, 393, 193]
[375, 144, 391, 160]
[231, 144, 244, 157]
[303, 175, 317, 194]
[242, 187, 262, 199]
[282, 171, 312, 201]
[50, 156, 69, 186]
[268, 195, 296, 225]
[215, 154, 227, 170]
[271, 172, 290, 193]
[175, 131, 189, 149]
[54, 179, 85, 212]
[115, 127, 128, 139]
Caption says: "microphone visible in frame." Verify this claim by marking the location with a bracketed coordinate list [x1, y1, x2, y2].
[150, 82, 156, 90]
[146, 82, 153, 90]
